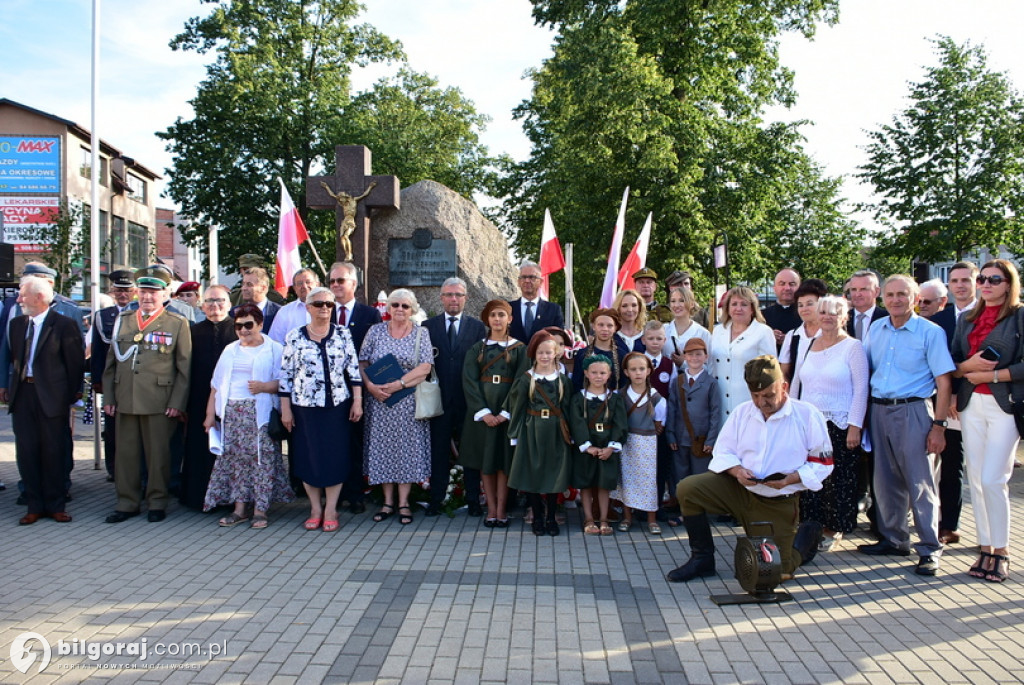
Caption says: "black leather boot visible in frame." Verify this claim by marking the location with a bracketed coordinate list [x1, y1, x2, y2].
[667, 514, 716, 582]
[793, 520, 824, 567]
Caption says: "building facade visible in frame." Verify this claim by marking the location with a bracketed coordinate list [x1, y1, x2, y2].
[0, 98, 160, 300]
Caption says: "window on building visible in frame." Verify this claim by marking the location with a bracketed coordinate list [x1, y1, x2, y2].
[126, 173, 147, 204]
[128, 222, 149, 266]
[110, 216, 126, 265]
[79, 149, 109, 186]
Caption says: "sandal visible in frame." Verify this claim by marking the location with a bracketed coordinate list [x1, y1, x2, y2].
[968, 552, 991, 578]
[648, 523, 661, 535]
[219, 512, 250, 527]
[303, 517, 323, 531]
[398, 505, 413, 525]
[250, 515, 268, 529]
[599, 522, 614, 536]
[373, 504, 395, 522]
[322, 519, 340, 533]
[584, 521, 600, 535]
[985, 554, 1010, 583]
[618, 520, 632, 533]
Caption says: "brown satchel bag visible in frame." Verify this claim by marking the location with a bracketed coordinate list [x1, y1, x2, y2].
[677, 376, 708, 457]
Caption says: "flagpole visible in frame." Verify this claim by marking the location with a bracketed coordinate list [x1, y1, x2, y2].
[89, 0, 102, 471]
[304, 233, 328, 279]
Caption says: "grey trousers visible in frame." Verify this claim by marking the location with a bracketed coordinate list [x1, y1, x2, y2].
[869, 401, 942, 557]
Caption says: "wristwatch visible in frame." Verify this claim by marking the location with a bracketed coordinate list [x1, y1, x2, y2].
[932, 419, 947, 428]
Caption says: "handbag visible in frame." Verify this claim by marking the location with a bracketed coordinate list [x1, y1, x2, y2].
[267, 408, 289, 442]
[413, 328, 443, 420]
[1010, 308, 1024, 439]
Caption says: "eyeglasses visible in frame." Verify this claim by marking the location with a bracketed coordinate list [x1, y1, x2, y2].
[308, 301, 335, 309]
[234, 321, 256, 330]
[976, 274, 1006, 286]
[390, 302, 412, 309]
[518, 275, 541, 281]
[441, 292, 466, 298]
[204, 298, 227, 304]
[918, 298, 936, 306]
[329, 277, 352, 285]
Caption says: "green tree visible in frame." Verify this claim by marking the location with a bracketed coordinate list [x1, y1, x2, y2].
[859, 36, 1024, 263]
[499, 0, 862, 308]
[159, 0, 498, 274]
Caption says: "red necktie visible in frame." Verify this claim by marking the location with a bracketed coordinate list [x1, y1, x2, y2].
[339, 306, 347, 326]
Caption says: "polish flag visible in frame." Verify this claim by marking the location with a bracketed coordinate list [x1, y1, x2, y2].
[275, 178, 310, 296]
[599, 187, 630, 308]
[617, 212, 652, 291]
[538, 209, 565, 299]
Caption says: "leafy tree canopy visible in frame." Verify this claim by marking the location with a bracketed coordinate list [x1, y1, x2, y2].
[159, 0, 499, 275]
[859, 36, 1024, 263]
[499, 0, 863, 308]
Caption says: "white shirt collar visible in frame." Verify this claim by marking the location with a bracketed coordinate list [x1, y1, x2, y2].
[31, 309, 49, 326]
[955, 299, 976, 319]
[522, 297, 541, 307]
[686, 368, 704, 382]
[583, 389, 610, 400]
[530, 369, 559, 381]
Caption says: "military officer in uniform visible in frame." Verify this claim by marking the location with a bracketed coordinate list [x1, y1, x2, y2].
[229, 254, 287, 306]
[90, 269, 137, 481]
[633, 267, 673, 324]
[103, 266, 192, 523]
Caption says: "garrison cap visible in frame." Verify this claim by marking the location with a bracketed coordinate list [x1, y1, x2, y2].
[744, 355, 784, 392]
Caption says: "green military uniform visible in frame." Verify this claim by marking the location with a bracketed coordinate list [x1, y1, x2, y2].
[647, 302, 673, 324]
[505, 372, 573, 494]
[460, 340, 529, 474]
[104, 304, 191, 513]
[568, 390, 629, 490]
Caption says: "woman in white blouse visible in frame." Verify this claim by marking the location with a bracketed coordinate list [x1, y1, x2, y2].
[708, 286, 776, 417]
[792, 295, 869, 551]
[664, 286, 711, 371]
[779, 278, 828, 382]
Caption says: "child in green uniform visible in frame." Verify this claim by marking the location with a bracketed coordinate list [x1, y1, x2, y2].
[569, 356, 629, 535]
[506, 331, 573, 536]
[461, 300, 529, 528]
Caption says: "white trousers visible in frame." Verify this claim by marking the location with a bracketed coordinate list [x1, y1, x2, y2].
[960, 393, 1020, 549]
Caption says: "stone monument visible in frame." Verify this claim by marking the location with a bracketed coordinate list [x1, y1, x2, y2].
[369, 180, 517, 317]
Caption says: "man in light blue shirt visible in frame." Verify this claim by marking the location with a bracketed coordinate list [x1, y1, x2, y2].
[859, 275, 955, 576]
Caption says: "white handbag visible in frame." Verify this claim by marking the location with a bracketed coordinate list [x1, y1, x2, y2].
[413, 327, 443, 420]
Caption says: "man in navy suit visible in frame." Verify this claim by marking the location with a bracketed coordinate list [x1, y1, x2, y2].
[330, 261, 382, 513]
[843, 269, 888, 537]
[9, 276, 85, 524]
[508, 261, 564, 343]
[423, 278, 488, 516]
[232, 267, 280, 333]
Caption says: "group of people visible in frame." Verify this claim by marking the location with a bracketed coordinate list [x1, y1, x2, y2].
[4, 253, 1022, 587]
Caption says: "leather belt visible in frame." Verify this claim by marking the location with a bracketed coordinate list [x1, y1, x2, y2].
[482, 375, 513, 384]
[527, 408, 554, 419]
[870, 396, 925, 405]
[23, 377, 35, 383]
[752, 491, 797, 502]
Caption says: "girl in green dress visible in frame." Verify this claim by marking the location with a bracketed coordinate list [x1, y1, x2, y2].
[569, 356, 629, 535]
[461, 300, 529, 528]
[506, 331, 573, 536]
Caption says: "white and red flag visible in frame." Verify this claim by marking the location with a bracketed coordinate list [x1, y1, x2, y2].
[617, 211, 652, 291]
[599, 187, 630, 308]
[275, 178, 310, 296]
[538, 208, 565, 299]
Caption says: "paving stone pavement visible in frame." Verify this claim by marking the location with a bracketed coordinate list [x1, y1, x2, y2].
[1, 413, 1023, 684]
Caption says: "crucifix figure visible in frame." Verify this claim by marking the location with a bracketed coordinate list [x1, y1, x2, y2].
[319, 179, 377, 262]
[307, 145, 400, 297]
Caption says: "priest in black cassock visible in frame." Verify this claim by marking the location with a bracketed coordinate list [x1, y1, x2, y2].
[179, 285, 238, 510]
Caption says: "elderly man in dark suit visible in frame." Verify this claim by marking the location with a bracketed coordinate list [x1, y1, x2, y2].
[423, 278, 488, 516]
[232, 267, 280, 333]
[330, 261, 382, 513]
[103, 266, 192, 523]
[509, 261, 564, 343]
[9, 276, 85, 524]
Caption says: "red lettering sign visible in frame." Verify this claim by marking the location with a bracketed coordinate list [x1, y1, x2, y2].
[16, 140, 56, 154]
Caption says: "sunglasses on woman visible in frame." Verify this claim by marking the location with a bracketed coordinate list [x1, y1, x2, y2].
[390, 302, 412, 309]
[234, 321, 257, 330]
[308, 301, 335, 309]
[976, 274, 1006, 285]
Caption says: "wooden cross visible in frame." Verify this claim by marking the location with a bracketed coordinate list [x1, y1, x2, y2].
[306, 145, 400, 298]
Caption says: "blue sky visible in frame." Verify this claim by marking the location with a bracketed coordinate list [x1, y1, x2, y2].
[2, 0, 1022, 226]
